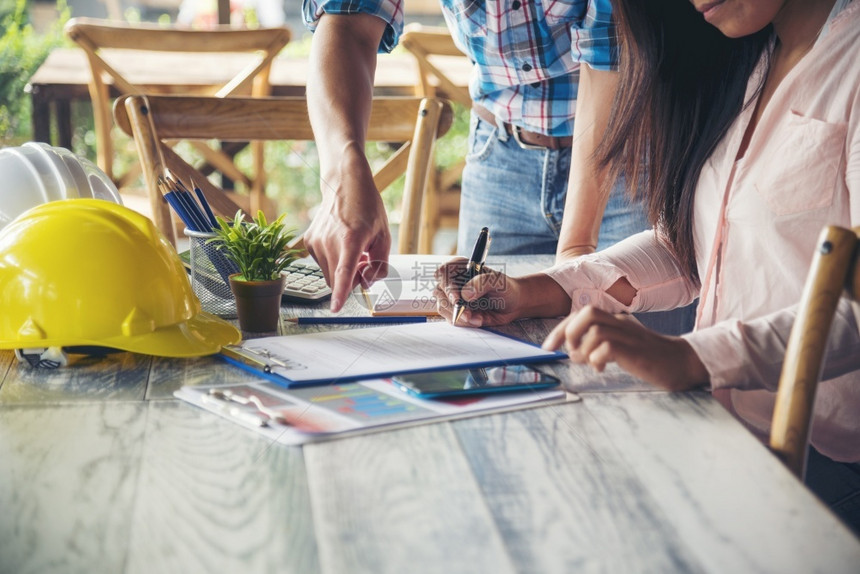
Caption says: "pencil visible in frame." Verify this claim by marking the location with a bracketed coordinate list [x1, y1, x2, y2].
[286, 316, 428, 325]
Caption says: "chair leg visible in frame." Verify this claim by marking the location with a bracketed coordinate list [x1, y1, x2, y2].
[419, 169, 440, 254]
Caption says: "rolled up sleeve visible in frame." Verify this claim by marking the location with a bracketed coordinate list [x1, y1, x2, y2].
[544, 230, 699, 315]
[569, 0, 618, 71]
[302, 0, 405, 52]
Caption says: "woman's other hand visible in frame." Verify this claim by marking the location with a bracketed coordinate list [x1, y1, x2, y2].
[543, 305, 709, 391]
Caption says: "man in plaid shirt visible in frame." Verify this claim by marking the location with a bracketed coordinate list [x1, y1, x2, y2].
[301, 0, 650, 316]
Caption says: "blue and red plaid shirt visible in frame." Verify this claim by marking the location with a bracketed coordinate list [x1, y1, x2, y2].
[303, 0, 617, 137]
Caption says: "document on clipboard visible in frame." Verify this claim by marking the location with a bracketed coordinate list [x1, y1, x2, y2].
[174, 378, 574, 446]
[219, 321, 567, 388]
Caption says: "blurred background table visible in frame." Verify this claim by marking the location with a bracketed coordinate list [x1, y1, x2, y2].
[26, 47, 472, 149]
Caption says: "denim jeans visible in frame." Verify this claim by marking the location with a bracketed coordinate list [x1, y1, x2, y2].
[458, 113, 649, 255]
[458, 111, 696, 335]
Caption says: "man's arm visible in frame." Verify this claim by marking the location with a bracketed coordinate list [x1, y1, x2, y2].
[555, 64, 620, 261]
[305, 14, 390, 311]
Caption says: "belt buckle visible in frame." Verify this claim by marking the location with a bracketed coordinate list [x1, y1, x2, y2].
[511, 125, 546, 151]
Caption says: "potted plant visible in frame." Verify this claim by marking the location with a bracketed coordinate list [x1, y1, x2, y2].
[209, 209, 301, 333]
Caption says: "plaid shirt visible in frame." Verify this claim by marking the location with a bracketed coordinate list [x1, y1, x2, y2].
[303, 0, 617, 137]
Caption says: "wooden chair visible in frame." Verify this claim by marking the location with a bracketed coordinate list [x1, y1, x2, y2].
[770, 225, 860, 478]
[64, 17, 290, 216]
[113, 94, 453, 252]
[400, 24, 472, 253]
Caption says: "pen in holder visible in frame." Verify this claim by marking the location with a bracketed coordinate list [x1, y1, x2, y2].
[185, 228, 239, 318]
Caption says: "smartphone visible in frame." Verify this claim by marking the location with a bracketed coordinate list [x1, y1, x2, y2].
[391, 365, 560, 398]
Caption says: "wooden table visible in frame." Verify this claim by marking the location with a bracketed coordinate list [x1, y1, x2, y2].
[2, 256, 859, 573]
[25, 47, 473, 148]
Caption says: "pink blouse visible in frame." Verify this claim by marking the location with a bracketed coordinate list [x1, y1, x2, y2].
[545, 3, 860, 462]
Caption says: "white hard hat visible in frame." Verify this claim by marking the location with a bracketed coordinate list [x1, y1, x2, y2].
[0, 142, 121, 231]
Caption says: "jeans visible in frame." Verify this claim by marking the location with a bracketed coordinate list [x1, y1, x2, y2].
[458, 113, 649, 255]
[805, 447, 860, 538]
[458, 111, 696, 336]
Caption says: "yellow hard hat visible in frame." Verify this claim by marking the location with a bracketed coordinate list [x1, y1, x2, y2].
[0, 199, 240, 357]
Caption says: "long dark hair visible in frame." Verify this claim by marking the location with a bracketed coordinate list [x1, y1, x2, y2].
[599, 0, 770, 281]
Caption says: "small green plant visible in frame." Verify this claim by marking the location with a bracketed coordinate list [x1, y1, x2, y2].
[209, 209, 301, 282]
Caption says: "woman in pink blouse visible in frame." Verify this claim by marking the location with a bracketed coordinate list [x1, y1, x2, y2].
[436, 0, 860, 533]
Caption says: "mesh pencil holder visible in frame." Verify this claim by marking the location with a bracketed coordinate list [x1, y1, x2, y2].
[185, 229, 239, 319]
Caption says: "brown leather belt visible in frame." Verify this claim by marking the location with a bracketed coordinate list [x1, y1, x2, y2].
[472, 104, 573, 150]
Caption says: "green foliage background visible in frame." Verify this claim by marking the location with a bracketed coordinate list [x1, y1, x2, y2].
[0, 0, 69, 145]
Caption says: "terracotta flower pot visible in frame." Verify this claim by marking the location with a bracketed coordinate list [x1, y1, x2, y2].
[228, 273, 286, 333]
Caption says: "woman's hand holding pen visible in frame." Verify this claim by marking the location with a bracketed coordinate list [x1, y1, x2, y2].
[434, 261, 571, 327]
[434, 258, 521, 326]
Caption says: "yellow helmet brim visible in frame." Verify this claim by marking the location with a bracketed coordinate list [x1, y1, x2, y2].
[95, 310, 241, 357]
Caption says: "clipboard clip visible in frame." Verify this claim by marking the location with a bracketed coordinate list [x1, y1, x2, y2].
[202, 388, 289, 427]
[221, 345, 306, 373]
[220, 345, 273, 373]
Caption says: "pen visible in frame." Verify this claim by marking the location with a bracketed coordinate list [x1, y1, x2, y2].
[453, 227, 491, 324]
[285, 316, 428, 325]
[193, 182, 219, 228]
[162, 191, 197, 230]
[359, 286, 374, 311]
[159, 175, 210, 232]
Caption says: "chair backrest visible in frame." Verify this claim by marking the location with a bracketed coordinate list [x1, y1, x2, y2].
[113, 94, 453, 253]
[400, 24, 472, 107]
[400, 24, 472, 253]
[64, 17, 290, 212]
[771, 225, 860, 478]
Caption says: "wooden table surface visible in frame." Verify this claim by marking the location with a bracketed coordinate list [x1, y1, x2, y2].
[25, 47, 473, 148]
[1, 256, 859, 574]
